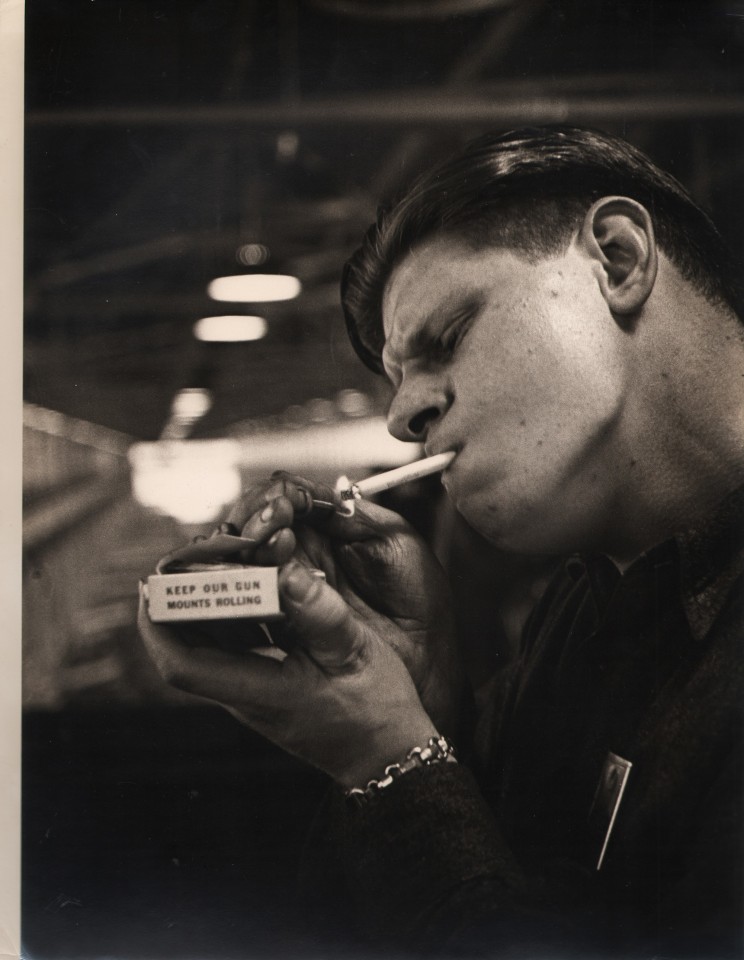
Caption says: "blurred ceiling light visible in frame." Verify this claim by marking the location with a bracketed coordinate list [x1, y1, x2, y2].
[236, 243, 270, 267]
[336, 388, 372, 418]
[208, 274, 302, 302]
[307, 398, 335, 423]
[277, 130, 300, 161]
[160, 387, 213, 440]
[129, 440, 242, 525]
[194, 315, 267, 342]
[171, 387, 213, 420]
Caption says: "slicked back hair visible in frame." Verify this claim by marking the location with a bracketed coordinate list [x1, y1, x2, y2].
[341, 125, 743, 373]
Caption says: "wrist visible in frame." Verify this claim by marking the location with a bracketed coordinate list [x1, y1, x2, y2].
[345, 734, 458, 805]
[335, 717, 441, 790]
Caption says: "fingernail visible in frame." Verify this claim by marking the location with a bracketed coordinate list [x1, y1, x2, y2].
[217, 521, 239, 536]
[267, 530, 281, 547]
[295, 488, 312, 516]
[282, 562, 315, 602]
[264, 481, 284, 502]
[260, 501, 275, 523]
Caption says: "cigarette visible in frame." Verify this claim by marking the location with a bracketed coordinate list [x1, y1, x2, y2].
[334, 451, 455, 515]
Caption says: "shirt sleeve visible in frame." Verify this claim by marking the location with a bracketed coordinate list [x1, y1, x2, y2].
[331, 761, 591, 958]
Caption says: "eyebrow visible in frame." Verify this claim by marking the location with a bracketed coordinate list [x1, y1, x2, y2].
[383, 290, 479, 371]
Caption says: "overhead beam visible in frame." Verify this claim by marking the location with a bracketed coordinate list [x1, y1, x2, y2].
[39, 231, 232, 287]
[26, 282, 341, 322]
[27, 93, 744, 128]
[372, 0, 547, 198]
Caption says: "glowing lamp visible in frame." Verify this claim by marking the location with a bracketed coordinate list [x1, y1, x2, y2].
[193, 315, 267, 342]
[207, 274, 301, 303]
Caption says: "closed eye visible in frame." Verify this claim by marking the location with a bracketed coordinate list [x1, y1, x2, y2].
[431, 313, 472, 363]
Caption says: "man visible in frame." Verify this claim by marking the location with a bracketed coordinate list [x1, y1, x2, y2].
[138, 126, 744, 957]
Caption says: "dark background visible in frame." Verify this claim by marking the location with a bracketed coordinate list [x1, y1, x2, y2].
[23, 2, 744, 957]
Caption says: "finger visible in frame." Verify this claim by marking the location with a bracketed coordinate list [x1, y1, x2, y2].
[269, 470, 337, 509]
[235, 494, 295, 562]
[292, 525, 337, 585]
[223, 478, 282, 531]
[225, 476, 313, 533]
[137, 591, 284, 712]
[278, 560, 366, 672]
[252, 526, 296, 566]
[307, 494, 417, 544]
[232, 472, 413, 545]
[265, 470, 354, 523]
[266, 472, 411, 541]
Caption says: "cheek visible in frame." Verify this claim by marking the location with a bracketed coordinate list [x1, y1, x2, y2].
[454, 319, 558, 426]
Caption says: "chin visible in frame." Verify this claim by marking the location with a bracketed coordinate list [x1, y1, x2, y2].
[455, 491, 563, 556]
[453, 493, 510, 546]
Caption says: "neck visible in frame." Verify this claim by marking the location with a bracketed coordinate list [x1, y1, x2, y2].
[602, 288, 744, 567]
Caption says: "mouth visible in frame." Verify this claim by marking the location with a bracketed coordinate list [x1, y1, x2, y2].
[425, 441, 459, 461]
[425, 445, 459, 486]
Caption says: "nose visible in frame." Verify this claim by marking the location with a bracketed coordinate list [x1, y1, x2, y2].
[386, 372, 450, 443]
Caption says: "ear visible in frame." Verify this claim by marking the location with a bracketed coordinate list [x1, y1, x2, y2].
[577, 196, 658, 315]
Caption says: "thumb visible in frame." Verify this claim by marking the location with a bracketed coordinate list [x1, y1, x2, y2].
[279, 560, 366, 672]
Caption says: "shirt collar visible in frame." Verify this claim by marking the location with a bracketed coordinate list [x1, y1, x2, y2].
[566, 482, 744, 642]
[675, 482, 744, 641]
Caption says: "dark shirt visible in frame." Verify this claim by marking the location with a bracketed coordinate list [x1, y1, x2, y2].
[301, 486, 744, 958]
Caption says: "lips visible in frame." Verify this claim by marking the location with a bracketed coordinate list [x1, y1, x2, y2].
[425, 444, 458, 489]
[425, 441, 459, 461]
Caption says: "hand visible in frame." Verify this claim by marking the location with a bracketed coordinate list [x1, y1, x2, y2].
[138, 560, 439, 788]
[225, 472, 463, 736]
[137, 472, 463, 787]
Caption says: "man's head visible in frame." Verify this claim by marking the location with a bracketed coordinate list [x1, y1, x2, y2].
[342, 126, 744, 557]
[342, 125, 742, 373]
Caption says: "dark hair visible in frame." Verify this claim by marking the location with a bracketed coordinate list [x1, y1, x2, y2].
[341, 125, 743, 373]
